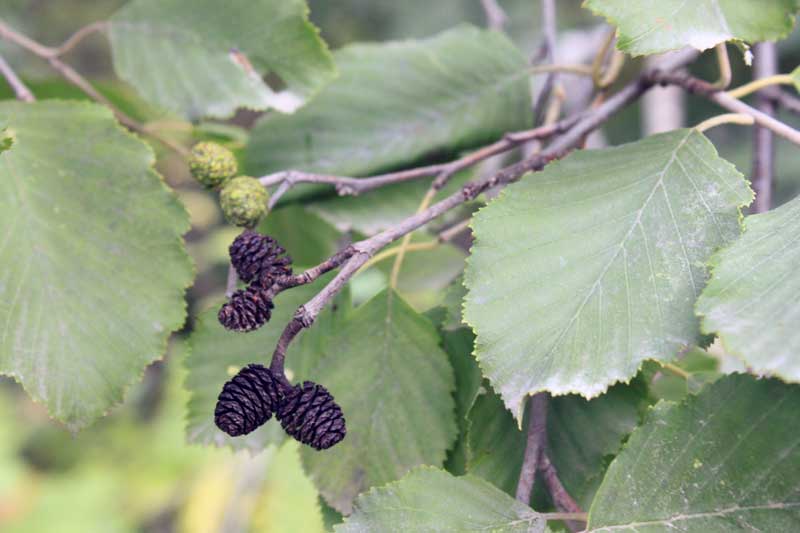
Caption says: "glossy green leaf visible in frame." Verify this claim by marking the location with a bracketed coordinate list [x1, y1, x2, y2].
[0, 101, 192, 430]
[465, 129, 752, 420]
[109, 0, 335, 119]
[301, 289, 456, 514]
[185, 274, 347, 452]
[246, 25, 531, 183]
[588, 374, 800, 531]
[697, 194, 800, 383]
[335, 467, 546, 533]
[584, 0, 799, 56]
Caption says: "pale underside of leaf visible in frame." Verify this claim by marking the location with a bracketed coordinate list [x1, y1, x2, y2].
[587, 374, 800, 532]
[584, 0, 799, 56]
[465, 129, 752, 421]
[697, 194, 800, 382]
[301, 289, 456, 514]
[0, 100, 192, 429]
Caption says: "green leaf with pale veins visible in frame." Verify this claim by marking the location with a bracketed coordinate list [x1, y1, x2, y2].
[335, 466, 546, 533]
[584, 0, 799, 56]
[0, 100, 192, 430]
[587, 374, 800, 532]
[246, 25, 531, 185]
[697, 194, 800, 383]
[109, 0, 335, 120]
[301, 289, 456, 514]
[465, 129, 752, 420]
[185, 273, 347, 452]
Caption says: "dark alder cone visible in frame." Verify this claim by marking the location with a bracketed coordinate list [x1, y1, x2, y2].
[218, 285, 274, 332]
[277, 381, 346, 450]
[229, 230, 293, 287]
[214, 364, 283, 436]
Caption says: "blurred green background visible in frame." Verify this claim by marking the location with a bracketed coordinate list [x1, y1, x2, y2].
[1, 1, 799, 531]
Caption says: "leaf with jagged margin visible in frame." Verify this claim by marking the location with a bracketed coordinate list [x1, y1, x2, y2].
[442, 327, 481, 475]
[465, 129, 752, 421]
[185, 273, 347, 452]
[246, 25, 531, 195]
[584, 0, 799, 56]
[587, 374, 800, 532]
[301, 289, 456, 514]
[0, 100, 192, 430]
[335, 466, 546, 533]
[697, 194, 800, 383]
[109, 0, 335, 120]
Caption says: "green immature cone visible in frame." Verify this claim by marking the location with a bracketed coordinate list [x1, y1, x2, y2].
[220, 176, 269, 228]
[188, 142, 238, 188]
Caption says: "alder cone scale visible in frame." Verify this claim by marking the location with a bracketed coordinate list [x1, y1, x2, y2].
[229, 230, 293, 287]
[214, 364, 283, 436]
[278, 381, 346, 450]
[218, 285, 274, 332]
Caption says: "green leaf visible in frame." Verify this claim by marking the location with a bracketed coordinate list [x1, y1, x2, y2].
[0, 101, 191, 430]
[185, 273, 347, 452]
[109, 0, 335, 120]
[465, 129, 752, 420]
[697, 194, 800, 383]
[584, 0, 799, 56]
[335, 466, 546, 533]
[301, 289, 456, 514]
[587, 374, 800, 531]
[442, 275, 468, 331]
[246, 25, 531, 183]
[442, 327, 480, 475]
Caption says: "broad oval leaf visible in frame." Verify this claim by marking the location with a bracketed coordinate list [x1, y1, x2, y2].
[587, 374, 800, 531]
[584, 0, 799, 56]
[245, 25, 531, 181]
[109, 0, 335, 119]
[185, 273, 346, 452]
[697, 194, 800, 383]
[465, 129, 752, 420]
[0, 100, 192, 430]
[335, 466, 546, 533]
[301, 289, 456, 514]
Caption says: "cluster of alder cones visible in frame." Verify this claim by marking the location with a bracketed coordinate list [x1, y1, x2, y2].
[213, 230, 346, 450]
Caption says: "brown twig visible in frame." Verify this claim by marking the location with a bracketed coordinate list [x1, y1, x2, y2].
[259, 114, 581, 203]
[515, 393, 549, 502]
[751, 42, 777, 214]
[480, 0, 508, 31]
[541, 453, 584, 532]
[267, 73, 653, 378]
[769, 90, 800, 115]
[0, 53, 34, 102]
[532, 0, 559, 126]
[0, 19, 189, 157]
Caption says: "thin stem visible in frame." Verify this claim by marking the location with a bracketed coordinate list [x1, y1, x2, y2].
[710, 43, 732, 90]
[541, 453, 584, 532]
[479, 0, 508, 31]
[0, 53, 34, 102]
[532, 0, 559, 126]
[598, 49, 626, 89]
[727, 73, 794, 99]
[751, 42, 778, 214]
[591, 29, 616, 88]
[694, 113, 754, 132]
[769, 90, 800, 115]
[529, 64, 593, 77]
[710, 90, 800, 146]
[358, 240, 439, 273]
[515, 393, 549, 503]
[389, 187, 437, 289]
[50, 21, 108, 57]
[540, 512, 588, 522]
[0, 19, 107, 58]
[660, 361, 691, 380]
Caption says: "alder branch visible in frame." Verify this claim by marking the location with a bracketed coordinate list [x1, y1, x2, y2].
[267, 73, 654, 377]
[0, 53, 34, 102]
[515, 393, 549, 502]
[480, 0, 508, 31]
[751, 42, 777, 214]
[532, 0, 559, 126]
[259, 114, 581, 205]
[0, 19, 189, 157]
[769, 90, 800, 115]
[541, 453, 584, 532]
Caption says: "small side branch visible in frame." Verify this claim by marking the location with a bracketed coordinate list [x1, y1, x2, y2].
[541, 453, 584, 532]
[515, 393, 549, 502]
[0, 53, 34, 102]
[751, 42, 778, 214]
[480, 0, 508, 31]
